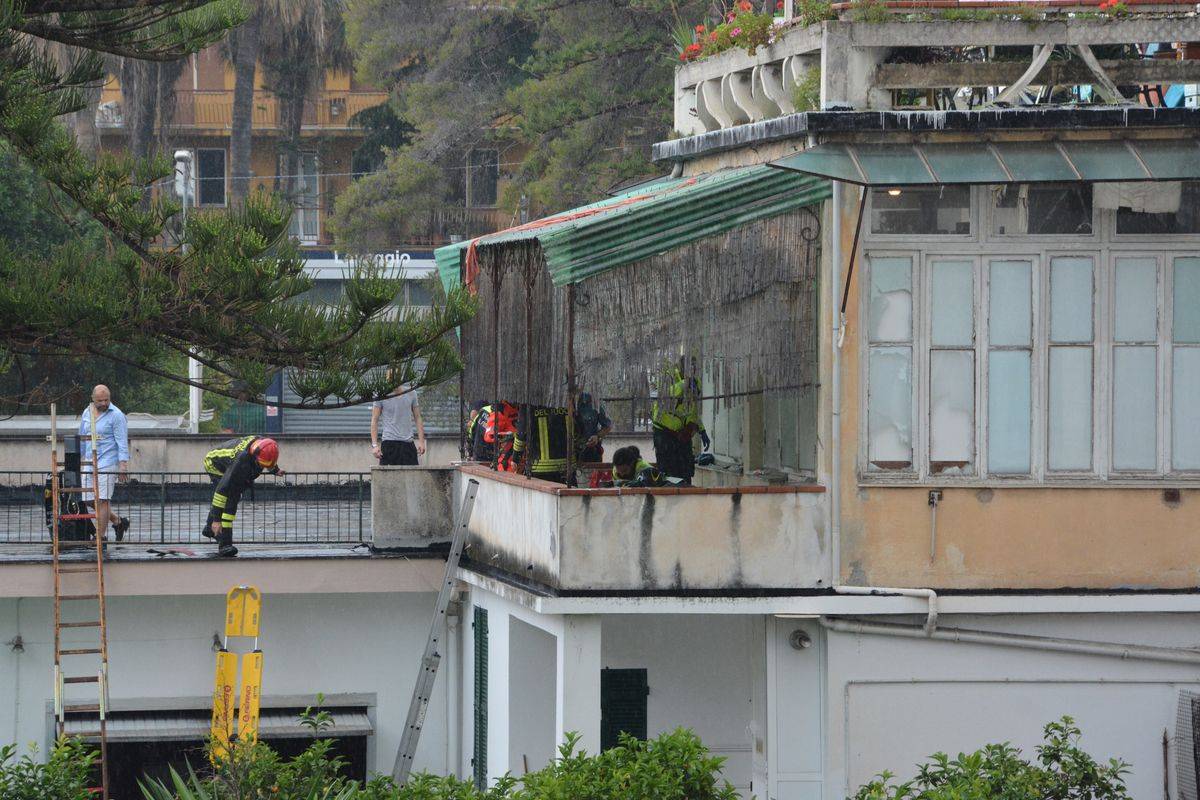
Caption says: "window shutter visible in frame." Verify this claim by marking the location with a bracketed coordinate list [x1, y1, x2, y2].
[472, 607, 488, 789]
[600, 668, 648, 751]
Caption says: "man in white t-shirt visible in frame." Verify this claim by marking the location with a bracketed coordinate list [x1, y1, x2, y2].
[371, 386, 426, 465]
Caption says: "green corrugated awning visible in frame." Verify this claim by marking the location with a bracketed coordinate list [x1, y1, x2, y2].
[435, 165, 831, 289]
[768, 139, 1200, 186]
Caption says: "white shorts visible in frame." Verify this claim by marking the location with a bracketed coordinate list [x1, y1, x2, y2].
[81, 470, 117, 502]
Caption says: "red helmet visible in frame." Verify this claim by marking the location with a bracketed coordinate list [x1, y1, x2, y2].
[250, 437, 279, 468]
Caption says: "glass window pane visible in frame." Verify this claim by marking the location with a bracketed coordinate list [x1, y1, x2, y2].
[987, 350, 1031, 474]
[1112, 346, 1158, 470]
[1049, 257, 1093, 343]
[855, 145, 933, 185]
[868, 257, 912, 343]
[869, 186, 971, 235]
[930, 260, 974, 346]
[989, 260, 1032, 347]
[1114, 257, 1158, 342]
[1115, 182, 1200, 235]
[923, 143, 1008, 185]
[197, 149, 225, 206]
[1048, 347, 1093, 471]
[1173, 349, 1200, 470]
[993, 142, 1076, 183]
[1174, 257, 1200, 343]
[1062, 141, 1146, 181]
[991, 184, 1093, 236]
[868, 347, 912, 469]
[930, 350, 975, 474]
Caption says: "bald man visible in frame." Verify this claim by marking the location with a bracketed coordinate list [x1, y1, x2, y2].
[78, 385, 130, 542]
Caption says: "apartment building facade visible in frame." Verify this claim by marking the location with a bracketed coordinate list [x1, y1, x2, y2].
[428, 7, 1200, 800]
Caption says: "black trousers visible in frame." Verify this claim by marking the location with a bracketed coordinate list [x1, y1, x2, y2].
[203, 473, 233, 547]
[381, 439, 419, 466]
[653, 428, 695, 482]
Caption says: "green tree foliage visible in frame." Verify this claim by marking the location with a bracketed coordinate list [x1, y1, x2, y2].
[0, 1, 476, 410]
[0, 140, 189, 413]
[330, 151, 447, 251]
[331, 0, 709, 250]
[0, 739, 96, 800]
[852, 717, 1133, 800]
[140, 728, 736, 800]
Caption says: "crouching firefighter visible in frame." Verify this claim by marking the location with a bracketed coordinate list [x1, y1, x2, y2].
[202, 436, 283, 557]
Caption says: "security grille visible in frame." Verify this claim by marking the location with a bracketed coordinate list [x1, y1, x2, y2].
[1177, 690, 1200, 800]
[473, 607, 489, 789]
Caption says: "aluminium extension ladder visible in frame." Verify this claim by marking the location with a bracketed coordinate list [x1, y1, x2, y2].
[49, 403, 111, 800]
[391, 478, 479, 784]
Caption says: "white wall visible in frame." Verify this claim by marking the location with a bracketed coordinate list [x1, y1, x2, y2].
[602, 614, 766, 796]
[0, 592, 455, 779]
[823, 613, 1200, 800]
[508, 618, 557, 774]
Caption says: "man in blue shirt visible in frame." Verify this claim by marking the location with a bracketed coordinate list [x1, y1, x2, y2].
[79, 385, 130, 542]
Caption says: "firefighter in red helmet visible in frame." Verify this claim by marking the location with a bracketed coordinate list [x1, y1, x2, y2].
[202, 436, 284, 557]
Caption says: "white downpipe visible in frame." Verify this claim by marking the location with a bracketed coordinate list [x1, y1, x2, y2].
[829, 181, 843, 592]
[820, 616, 1200, 664]
[827, 181, 939, 635]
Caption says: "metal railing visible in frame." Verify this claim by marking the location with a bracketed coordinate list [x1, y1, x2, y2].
[96, 89, 390, 130]
[0, 471, 371, 546]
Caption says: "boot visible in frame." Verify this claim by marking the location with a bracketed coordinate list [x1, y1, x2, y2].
[216, 533, 238, 558]
[113, 516, 130, 542]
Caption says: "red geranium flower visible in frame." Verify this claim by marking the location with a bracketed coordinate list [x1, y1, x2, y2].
[695, 23, 706, 32]
[777, 0, 785, 8]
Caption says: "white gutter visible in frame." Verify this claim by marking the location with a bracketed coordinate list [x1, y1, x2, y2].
[820, 616, 1200, 664]
[827, 182, 940, 635]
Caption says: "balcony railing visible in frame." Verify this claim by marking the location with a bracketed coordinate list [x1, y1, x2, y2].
[97, 89, 390, 131]
[0, 471, 370, 545]
[405, 206, 514, 246]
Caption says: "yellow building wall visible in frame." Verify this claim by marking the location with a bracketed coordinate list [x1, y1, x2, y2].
[829, 179, 1200, 592]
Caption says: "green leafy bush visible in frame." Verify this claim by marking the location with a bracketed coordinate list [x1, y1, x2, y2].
[0, 739, 97, 800]
[141, 728, 737, 800]
[851, 717, 1132, 800]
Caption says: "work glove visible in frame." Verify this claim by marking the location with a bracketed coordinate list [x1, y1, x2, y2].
[699, 430, 711, 450]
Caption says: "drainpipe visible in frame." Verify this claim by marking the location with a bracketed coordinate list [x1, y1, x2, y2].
[819, 616, 1200, 665]
[827, 181, 938, 635]
[670, 161, 684, 179]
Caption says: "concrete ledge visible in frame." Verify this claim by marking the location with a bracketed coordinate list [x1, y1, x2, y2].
[458, 466, 830, 592]
[371, 466, 456, 546]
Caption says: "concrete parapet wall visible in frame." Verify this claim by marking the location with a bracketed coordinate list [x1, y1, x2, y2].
[371, 467, 456, 547]
[457, 465, 829, 592]
[0, 434, 653, 474]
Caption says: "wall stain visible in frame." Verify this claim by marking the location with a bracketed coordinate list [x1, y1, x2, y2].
[728, 493, 745, 586]
[639, 494, 656, 585]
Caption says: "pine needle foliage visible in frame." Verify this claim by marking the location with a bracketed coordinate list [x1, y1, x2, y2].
[0, 0, 475, 410]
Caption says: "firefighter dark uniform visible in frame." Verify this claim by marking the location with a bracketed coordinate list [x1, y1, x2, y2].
[513, 406, 571, 484]
[651, 372, 710, 484]
[466, 403, 491, 461]
[203, 436, 280, 557]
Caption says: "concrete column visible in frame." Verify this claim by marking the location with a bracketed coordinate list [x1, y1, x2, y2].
[486, 609, 511, 783]
[820, 23, 891, 109]
[556, 614, 602, 753]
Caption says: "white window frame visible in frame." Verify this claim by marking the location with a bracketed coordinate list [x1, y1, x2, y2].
[288, 152, 320, 244]
[859, 184, 1200, 486]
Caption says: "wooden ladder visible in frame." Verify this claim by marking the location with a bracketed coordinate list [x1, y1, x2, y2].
[50, 404, 110, 800]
